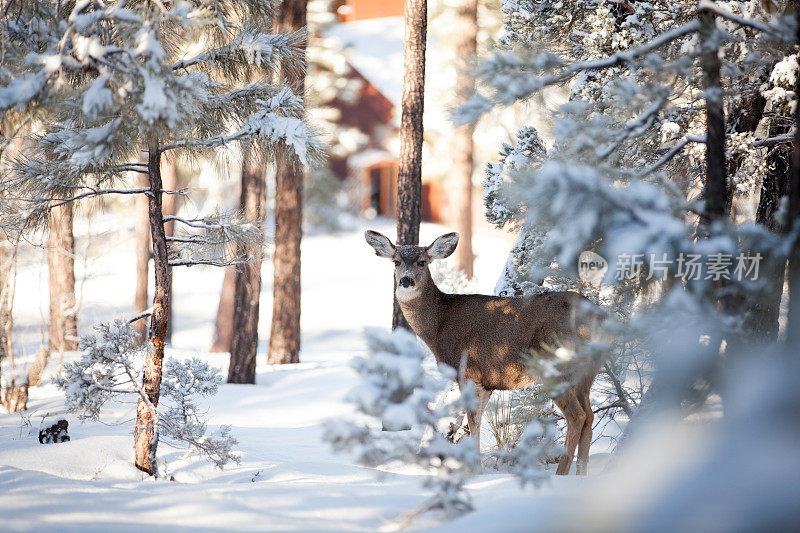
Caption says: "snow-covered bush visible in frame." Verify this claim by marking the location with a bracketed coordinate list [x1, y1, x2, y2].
[484, 385, 554, 453]
[324, 327, 481, 518]
[483, 385, 562, 484]
[54, 320, 237, 473]
[494, 417, 562, 488]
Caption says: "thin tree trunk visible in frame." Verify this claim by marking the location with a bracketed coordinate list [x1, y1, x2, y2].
[453, 0, 477, 279]
[393, 0, 427, 330]
[211, 267, 236, 352]
[133, 169, 151, 345]
[268, 0, 306, 365]
[134, 142, 171, 476]
[48, 203, 77, 354]
[229, 156, 267, 383]
[750, 119, 791, 341]
[0, 236, 13, 400]
[699, 7, 728, 225]
[161, 156, 179, 343]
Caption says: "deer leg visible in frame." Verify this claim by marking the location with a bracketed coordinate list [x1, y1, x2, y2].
[576, 383, 594, 476]
[465, 384, 492, 452]
[553, 391, 586, 475]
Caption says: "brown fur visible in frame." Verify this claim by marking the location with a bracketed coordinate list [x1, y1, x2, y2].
[366, 230, 602, 475]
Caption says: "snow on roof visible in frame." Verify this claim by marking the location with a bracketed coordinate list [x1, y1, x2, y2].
[348, 148, 396, 169]
[326, 17, 405, 107]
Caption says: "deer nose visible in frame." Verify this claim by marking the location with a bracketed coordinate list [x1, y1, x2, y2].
[399, 276, 414, 288]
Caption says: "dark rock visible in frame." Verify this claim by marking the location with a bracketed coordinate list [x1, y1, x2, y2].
[39, 419, 70, 444]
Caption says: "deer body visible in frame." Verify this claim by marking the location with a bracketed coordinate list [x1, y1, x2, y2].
[366, 230, 601, 475]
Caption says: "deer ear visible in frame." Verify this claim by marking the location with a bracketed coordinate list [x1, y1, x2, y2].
[427, 232, 459, 259]
[364, 230, 395, 258]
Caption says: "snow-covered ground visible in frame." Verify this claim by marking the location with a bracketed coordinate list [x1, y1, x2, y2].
[2, 217, 599, 532]
[3, 216, 791, 532]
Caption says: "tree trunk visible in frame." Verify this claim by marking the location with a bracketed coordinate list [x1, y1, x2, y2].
[211, 267, 236, 352]
[0, 236, 14, 400]
[268, 0, 306, 365]
[134, 142, 171, 476]
[48, 203, 78, 354]
[749, 120, 791, 341]
[787, 14, 800, 346]
[161, 156, 179, 343]
[133, 169, 151, 345]
[229, 157, 267, 383]
[393, 0, 428, 330]
[453, 0, 477, 279]
[699, 8, 728, 225]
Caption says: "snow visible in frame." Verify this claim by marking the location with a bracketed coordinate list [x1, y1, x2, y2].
[326, 17, 406, 107]
[2, 216, 596, 531]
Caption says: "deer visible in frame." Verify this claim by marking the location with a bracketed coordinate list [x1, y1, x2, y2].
[365, 230, 604, 475]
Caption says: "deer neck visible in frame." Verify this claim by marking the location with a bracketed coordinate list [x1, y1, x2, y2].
[397, 271, 445, 347]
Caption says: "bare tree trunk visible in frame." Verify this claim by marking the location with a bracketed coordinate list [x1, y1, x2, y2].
[48, 203, 77, 354]
[134, 141, 171, 476]
[161, 156, 179, 344]
[749, 119, 791, 341]
[229, 157, 267, 382]
[268, 0, 306, 365]
[0, 236, 14, 401]
[699, 8, 728, 224]
[211, 267, 236, 352]
[133, 169, 151, 345]
[453, 0, 477, 279]
[393, 0, 427, 330]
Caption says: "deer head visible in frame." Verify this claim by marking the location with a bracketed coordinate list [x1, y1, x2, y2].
[364, 230, 459, 302]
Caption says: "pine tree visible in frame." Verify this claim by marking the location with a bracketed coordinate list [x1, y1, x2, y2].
[453, 0, 478, 279]
[211, 267, 236, 352]
[47, 203, 77, 355]
[1, 0, 321, 473]
[393, 0, 428, 330]
[459, 0, 795, 430]
[133, 167, 151, 345]
[228, 154, 267, 382]
[269, 0, 308, 365]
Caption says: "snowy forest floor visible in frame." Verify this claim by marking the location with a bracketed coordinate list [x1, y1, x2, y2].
[0, 217, 607, 532]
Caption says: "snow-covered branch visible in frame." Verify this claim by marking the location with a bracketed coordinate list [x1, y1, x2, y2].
[636, 135, 706, 178]
[483, 20, 701, 105]
[168, 257, 252, 268]
[698, 1, 793, 39]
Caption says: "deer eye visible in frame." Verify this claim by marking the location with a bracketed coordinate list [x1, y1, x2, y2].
[393, 260, 401, 267]
[417, 261, 426, 267]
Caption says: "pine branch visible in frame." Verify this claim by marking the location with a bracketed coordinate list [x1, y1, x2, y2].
[44, 187, 189, 209]
[598, 95, 669, 160]
[492, 19, 701, 102]
[752, 130, 795, 147]
[636, 135, 706, 178]
[698, 0, 791, 39]
[168, 257, 252, 268]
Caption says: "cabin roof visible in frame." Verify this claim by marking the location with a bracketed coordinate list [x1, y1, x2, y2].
[326, 17, 405, 108]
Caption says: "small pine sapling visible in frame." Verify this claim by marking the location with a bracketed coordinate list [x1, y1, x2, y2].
[324, 327, 480, 520]
[55, 320, 237, 474]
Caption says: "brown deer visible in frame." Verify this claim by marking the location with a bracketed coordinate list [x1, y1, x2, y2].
[365, 230, 603, 475]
